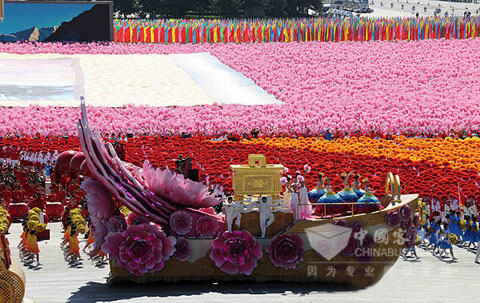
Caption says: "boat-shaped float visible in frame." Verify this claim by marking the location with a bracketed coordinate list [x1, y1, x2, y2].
[73, 98, 419, 289]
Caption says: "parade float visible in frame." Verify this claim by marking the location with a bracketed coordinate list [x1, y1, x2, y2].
[75, 98, 419, 289]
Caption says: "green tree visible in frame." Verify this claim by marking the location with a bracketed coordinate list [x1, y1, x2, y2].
[242, 0, 265, 17]
[265, 0, 288, 17]
[213, 0, 242, 17]
[113, 0, 138, 17]
[189, 0, 212, 17]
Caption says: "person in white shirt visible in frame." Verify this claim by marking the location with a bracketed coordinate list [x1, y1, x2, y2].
[432, 199, 441, 219]
[443, 203, 450, 221]
[451, 199, 459, 212]
[459, 203, 467, 220]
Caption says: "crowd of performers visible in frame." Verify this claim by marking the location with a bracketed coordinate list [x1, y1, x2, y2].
[282, 170, 382, 221]
[0, 157, 84, 221]
[404, 202, 480, 263]
[2, 135, 480, 269]
[18, 208, 47, 267]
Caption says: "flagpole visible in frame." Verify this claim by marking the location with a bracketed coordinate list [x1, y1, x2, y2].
[0, 0, 4, 22]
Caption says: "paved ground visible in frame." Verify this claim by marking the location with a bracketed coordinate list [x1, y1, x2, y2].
[6, 222, 480, 303]
[366, 0, 480, 17]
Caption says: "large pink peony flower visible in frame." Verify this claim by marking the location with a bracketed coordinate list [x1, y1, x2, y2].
[173, 238, 192, 262]
[170, 210, 193, 235]
[210, 230, 262, 275]
[386, 211, 401, 227]
[401, 218, 413, 231]
[102, 224, 176, 276]
[413, 213, 421, 228]
[399, 205, 412, 222]
[196, 215, 219, 238]
[266, 234, 304, 270]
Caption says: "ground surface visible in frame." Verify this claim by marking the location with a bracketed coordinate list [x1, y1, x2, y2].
[363, 0, 480, 17]
[6, 222, 480, 303]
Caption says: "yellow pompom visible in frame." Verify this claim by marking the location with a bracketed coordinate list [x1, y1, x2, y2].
[449, 233, 457, 244]
[27, 221, 38, 230]
[36, 223, 46, 233]
[120, 206, 131, 217]
[0, 224, 7, 233]
[32, 207, 42, 214]
[78, 225, 87, 234]
[29, 215, 40, 222]
[460, 220, 466, 230]
[415, 235, 421, 245]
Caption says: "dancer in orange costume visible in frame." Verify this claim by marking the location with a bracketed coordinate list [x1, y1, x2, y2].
[25, 230, 40, 266]
[66, 227, 81, 265]
[83, 224, 95, 253]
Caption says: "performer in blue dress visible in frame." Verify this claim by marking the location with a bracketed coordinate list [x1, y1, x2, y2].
[449, 211, 461, 242]
[463, 216, 472, 247]
[439, 223, 456, 260]
[337, 172, 358, 203]
[427, 219, 439, 251]
[419, 220, 429, 247]
[433, 219, 442, 255]
[468, 219, 479, 250]
[352, 173, 366, 199]
[356, 178, 381, 213]
[307, 172, 327, 203]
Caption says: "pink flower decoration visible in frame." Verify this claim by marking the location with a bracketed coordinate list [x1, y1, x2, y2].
[196, 215, 219, 238]
[297, 175, 305, 183]
[401, 219, 413, 231]
[413, 213, 421, 228]
[173, 238, 192, 262]
[210, 230, 262, 275]
[170, 210, 193, 235]
[399, 205, 412, 222]
[81, 178, 114, 251]
[102, 224, 176, 276]
[106, 215, 127, 233]
[280, 177, 287, 185]
[386, 211, 401, 227]
[142, 163, 220, 208]
[266, 234, 304, 270]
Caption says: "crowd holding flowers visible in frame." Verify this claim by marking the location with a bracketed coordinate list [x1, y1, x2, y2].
[2, 39, 480, 137]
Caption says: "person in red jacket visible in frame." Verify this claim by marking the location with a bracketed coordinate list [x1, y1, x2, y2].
[28, 192, 46, 210]
[12, 186, 25, 203]
[1, 186, 12, 206]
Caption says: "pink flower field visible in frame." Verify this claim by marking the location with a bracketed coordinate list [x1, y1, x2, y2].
[1, 39, 480, 137]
